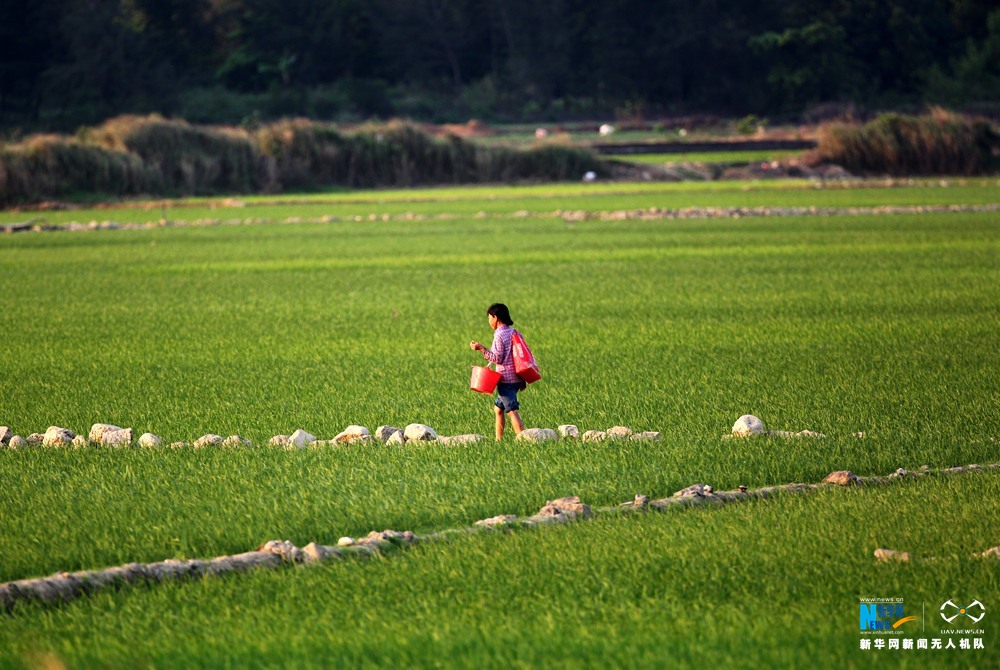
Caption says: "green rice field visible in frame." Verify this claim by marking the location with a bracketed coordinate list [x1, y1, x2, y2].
[1, 178, 998, 668]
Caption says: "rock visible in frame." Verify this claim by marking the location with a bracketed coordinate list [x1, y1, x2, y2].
[823, 471, 858, 486]
[796, 430, 826, 439]
[7, 435, 27, 449]
[71, 435, 88, 449]
[516, 428, 559, 443]
[874, 548, 911, 563]
[222, 435, 251, 447]
[581, 430, 607, 442]
[102, 428, 133, 447]
[138, 433, 164, 448]
[89, 423, 124, 444]
[42, 426, 76, 447]
[26, 433, 45, 445]
[269, 435, 291, 447]
[386, 431, 406, 446]
[606, 426, 633, 439]
[374, 426, 403, 443]
[631, 431, 662, 441]
[674, 484, 707, 498]
[337, 537, 355, 547]
[633, 494, 649, 507]
[193, 434, 223, 449]
[333, 425, 370, 444]
[973, 546, 1000, 559]
[302, 542, 329, 562]
[169, 442, 188, 449]
[260, 540, 303, 562]
[440, 434, 486, 446]
[289, 429, 316, 449]
[732, 414, 765, 437]
[0, 426, 12, 443]
[538, 496, 592, 520]
[404, 424, 438, 442]
[557, 425, 580, 439]
[475, 514, 518, 527]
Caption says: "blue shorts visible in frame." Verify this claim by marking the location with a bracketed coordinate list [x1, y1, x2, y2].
[494, 381, 525, 413]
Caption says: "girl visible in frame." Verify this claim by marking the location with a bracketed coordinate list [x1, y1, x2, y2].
[470, 303, 526, 440]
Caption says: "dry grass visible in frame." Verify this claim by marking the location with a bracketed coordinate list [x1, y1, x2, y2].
[816, 109, 999, 176]
[0, 116, 607, 205]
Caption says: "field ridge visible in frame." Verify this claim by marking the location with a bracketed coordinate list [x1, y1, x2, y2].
[4, 461, 997, 614]
[4, 203, 1000, 235]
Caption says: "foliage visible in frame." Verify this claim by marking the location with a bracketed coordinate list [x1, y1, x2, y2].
[816, 110, 1000, 176]
[2, 1, 1000, 129]
[0, 116, 609, 205]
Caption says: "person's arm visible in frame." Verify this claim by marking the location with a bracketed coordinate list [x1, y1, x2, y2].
[471, 330, 506, 365]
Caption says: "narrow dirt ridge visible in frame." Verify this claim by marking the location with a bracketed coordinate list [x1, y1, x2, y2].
[2, 462, 998, 613]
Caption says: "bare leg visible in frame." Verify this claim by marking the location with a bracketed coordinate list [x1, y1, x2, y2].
[494, 405, 505, 441]
[507, 410, 524, 435]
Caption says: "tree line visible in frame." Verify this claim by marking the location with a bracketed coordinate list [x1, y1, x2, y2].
[1, 0, 998, 130]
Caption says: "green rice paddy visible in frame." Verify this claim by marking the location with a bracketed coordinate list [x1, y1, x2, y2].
[1, 178, 998, 668]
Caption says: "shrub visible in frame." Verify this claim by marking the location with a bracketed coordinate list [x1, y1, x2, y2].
[0, 135, 148, 204]
[816, 109, 1000, 176]
[84, 115, 260, 194]
[0, 116, 608, 205]
[478, 144, 609, 183]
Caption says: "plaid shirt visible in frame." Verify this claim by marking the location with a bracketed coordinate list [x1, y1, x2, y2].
[482, 324, 523, 384]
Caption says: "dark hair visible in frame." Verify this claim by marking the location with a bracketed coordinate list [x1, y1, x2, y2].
[487, 303, 513, 326]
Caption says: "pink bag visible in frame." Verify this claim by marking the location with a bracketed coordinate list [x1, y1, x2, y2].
[511, 330, 541, 384]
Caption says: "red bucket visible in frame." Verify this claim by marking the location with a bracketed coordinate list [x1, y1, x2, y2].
[470, 366, 502, 394]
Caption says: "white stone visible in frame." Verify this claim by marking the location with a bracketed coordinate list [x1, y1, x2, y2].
[404, 424, 438, 442]
[89, 423, 124, 444]
[269, 435, 291, 447]
[71, 435, 88, 449]
[42, 426, 76, 447]
[386, 431, 406, 446]
[440, 434, 486, 446]
[732, 415, 765, 437]
[0, 426, 12, 443]
[557, 425, 580, 439]
[374, 425, 403, 443]
[222, 435, 252, 447]
[516, 428, 559, 443]
[138, 433, 164, 448]
[599, 123, 615, 136]
[582, 430, 607, 442]
[333, 425, 371, 444]
[169, 441, 188, 449]
[289, 429, 316, 449]
[631, 431, 662, 441]
[7, 435, 27, 449]
[194, 434, 223, 448]
[102, 428, 133, 447]
[606, 426, 634, 439]
[337, 537, 355, 547]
